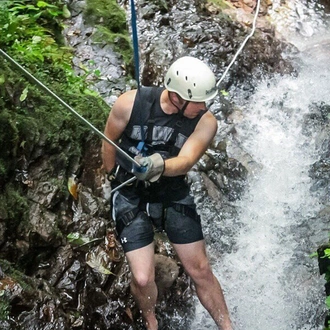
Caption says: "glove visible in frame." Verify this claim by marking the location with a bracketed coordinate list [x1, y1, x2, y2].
[133, 153, 165, 182]
[102, 176, 112, 201]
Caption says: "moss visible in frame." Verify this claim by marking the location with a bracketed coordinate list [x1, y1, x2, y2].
[84, 0, 133, 66]
[0, 110, 19, 180]
[92, 25, 133, 64]
[0, 259, 35, 292]
[2, 184, 29, 224]
[0, 0, 111, 255]
[85, 0, 127, 33]
[206, 0, 233, 10]
[0, 294, 10, 321]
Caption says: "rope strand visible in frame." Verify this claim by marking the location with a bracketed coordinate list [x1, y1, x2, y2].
[216, 0, 261, 88]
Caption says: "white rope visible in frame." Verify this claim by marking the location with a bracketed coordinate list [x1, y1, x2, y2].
[216, 0, 262, 88]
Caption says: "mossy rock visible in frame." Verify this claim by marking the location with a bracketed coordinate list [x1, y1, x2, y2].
[84, 0, 127, 33]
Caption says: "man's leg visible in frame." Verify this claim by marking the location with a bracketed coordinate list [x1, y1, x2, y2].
[173, 240, 232, 330]
[126, 242, 158, 330]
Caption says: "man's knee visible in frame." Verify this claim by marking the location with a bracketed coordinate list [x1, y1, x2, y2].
[131, 271, 155, 288]
[188, 259, 213, 282]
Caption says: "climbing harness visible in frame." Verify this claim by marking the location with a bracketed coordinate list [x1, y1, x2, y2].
[1, 0, 262, 193]
[0, 49, 141, 169]
[216, 0, 262, 88]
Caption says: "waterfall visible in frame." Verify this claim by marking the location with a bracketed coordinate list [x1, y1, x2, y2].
[223, 61, 329, 330]
[191, 4, 330, 330]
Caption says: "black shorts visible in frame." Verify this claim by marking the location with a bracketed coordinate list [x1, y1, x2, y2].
[111, 190, 204, 253]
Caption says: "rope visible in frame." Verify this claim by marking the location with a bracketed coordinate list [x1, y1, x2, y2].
[216, 0, 261, 88]
[130, 0, 140, 88]
[0, 49, 141, 168]
[129, 0, 261, 90]
[130, 0, 148, 155]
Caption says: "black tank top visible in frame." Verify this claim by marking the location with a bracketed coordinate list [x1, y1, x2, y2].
[116, 86, 206, 203]
[117, 86, 206, 167]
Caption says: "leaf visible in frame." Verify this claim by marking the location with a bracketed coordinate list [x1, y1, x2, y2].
[62, 4, 71, 19]
[67, 232, 91, 246]
[322, 248, 330, 258]
[32, 35, 42, 44]
[326, 296, 330, 309]
[37, 1, 49, 8]
[86, 259, 113, 275]
[221, 89, 229, 96]
[83, 89, 99, 97]
[94, 69, 101, 77]
[85, 248, 116, 275]
[67, 176, 78, 200]
[19, 87, 28, 102]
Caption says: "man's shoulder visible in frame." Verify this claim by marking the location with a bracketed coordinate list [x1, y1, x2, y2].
[120, 89, 137, 103]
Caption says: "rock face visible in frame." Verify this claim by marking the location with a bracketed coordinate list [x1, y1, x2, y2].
[0, 0, 304, 329]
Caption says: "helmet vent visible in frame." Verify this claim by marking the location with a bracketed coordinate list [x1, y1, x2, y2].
[176, 70, 179, 76]
[185, 76, 188, 81]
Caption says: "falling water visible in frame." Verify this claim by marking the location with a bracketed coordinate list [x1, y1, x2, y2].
[191, 2, 330, 329]
[222, 60, 330, 329]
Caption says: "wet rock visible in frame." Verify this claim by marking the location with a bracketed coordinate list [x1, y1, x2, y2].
[28, 181, 60, 207]
[28, 203, 63, 248]
[155, 254, 179, 298]
[0, 221, 6, 246]
[200, 172, 225, 203]
[46, 245, 75, 286]
[0, 0, 306, 328]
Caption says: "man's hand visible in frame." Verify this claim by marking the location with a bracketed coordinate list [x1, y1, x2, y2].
[133, 153, 165, 182]
[102, 176, 112, 201]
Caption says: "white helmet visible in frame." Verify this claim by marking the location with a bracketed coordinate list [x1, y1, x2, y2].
[164, 56, 218, 102]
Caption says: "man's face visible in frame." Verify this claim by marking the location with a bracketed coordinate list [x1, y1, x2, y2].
[174, 92, 206, 118]
[183, 101, 207, 119]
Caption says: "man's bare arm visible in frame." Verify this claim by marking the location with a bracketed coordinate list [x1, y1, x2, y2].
[163, 111, 217, 177]
[102, 90, 136, 172]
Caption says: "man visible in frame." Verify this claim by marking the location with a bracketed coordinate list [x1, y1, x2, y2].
[102, 56, 232, 330]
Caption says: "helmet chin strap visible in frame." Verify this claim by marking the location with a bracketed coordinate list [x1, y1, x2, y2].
[179, 100, 190, 117]
[168, 92, 190, 116]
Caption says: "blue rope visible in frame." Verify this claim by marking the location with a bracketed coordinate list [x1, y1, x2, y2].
[130, 0, 148, 155]
[130, 0, 140, 88]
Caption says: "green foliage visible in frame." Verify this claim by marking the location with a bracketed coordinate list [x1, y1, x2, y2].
[85, 0, 127, 33]
[0, 0, 111, 255]
[0, 259, 35, 292]
[1, 184, 29, 222]
[323, 249, 330, 259]
[93, 25, 132, 64]
[326, 296, 330, 309]
[206, 0, 233, 10]
[84, 0, 133, 65]
[0, 0, 110, 183]
[0, 108, 19, 178]
[0, 0, 68, 62]
[318, 245, 330, 329]
[0, 291, 10, 321]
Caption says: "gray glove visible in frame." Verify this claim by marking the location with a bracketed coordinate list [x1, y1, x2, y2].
[133, 153, 165, 182]
[102, 176, 112, 201]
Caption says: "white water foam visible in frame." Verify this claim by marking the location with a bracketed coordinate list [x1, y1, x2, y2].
[222, 70, 329, 329]
[192, 18, 330, 330]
